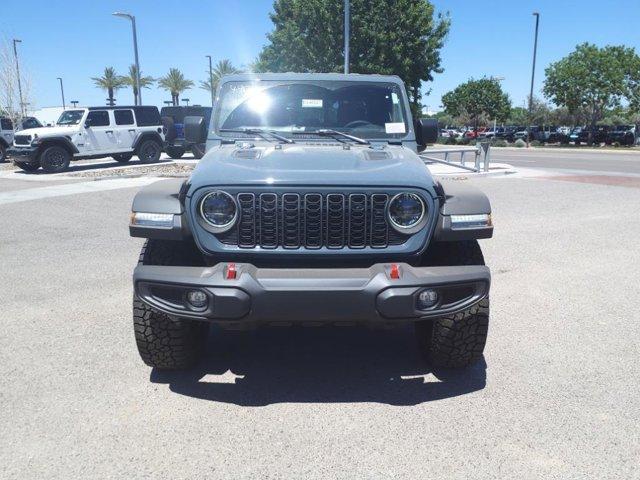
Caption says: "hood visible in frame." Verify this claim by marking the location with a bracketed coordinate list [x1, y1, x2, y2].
[15, 125, 75, 138]
[189, 143, 435, 191]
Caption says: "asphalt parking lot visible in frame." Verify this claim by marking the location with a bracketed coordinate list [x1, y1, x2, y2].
[1, 149, 639, 479]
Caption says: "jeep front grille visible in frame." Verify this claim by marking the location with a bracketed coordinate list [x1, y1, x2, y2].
[219, 191, 409, 250]
[14, 135, 31, 145]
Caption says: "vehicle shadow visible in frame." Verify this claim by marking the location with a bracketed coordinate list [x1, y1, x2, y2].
[150, 324, 487, 406]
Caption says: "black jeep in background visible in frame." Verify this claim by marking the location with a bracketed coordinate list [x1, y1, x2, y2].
[606, 125, 636, 146]
[161, 106, 212, 159]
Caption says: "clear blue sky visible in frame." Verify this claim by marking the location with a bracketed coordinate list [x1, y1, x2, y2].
[2, 0, 639, 111]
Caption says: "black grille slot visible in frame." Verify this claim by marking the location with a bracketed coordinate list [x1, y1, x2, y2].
[304, 194, 323, 249]
[348, 194, 367, 248]
[14, 135, 30, 145]
[282, 193, 300, 248]
[237, 193, 256, 247]
[326, 194, 345, 248]
[259, 193, 278, 248]
[370, 194, 389, 248]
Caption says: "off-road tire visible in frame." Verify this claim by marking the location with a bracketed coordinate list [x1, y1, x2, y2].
[15, 161, 40, 172]
[112, 153, 133, 163]
[191, 143, 206, 159]
[137, 139, 162, 164]
[40, 145, 71, 173]
[133, 240, 209, 370]
[165, 146, 185, 159]
[416, 240, 490, 368]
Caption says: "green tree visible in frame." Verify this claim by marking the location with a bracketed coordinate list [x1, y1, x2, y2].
[92, 67, 125, 106]
[121, 65, 155, 102]
[441, 78, 511, 130]
[158, 68, 194, 106]
[543, 43, 640, 142]
[200, 59, 241, 95]
[508, 96, 551, 125]
[255, 0, 450, 115]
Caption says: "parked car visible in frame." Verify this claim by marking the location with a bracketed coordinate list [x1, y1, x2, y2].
[161, 105, 212, 159]
[0, 116, 43, 162]
[495, 126, 519, 142]
[128, 72, 494, 371]
[465, 127, 487, 139]
[569, 126, 610, 145]
[606, 125, 636, 146]
[8, 106, 164, 173]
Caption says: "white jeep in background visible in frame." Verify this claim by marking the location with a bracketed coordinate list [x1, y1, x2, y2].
[0, 116, 43, 163]
[8, 106, 165, 173]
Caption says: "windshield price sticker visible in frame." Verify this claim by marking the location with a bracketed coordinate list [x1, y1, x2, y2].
[385, 122, 406, 134]
[302, 99, 323, 108]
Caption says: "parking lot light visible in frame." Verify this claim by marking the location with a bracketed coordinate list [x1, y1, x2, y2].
[113, 12, 142, 105]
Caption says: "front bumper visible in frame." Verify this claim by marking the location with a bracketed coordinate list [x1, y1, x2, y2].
[7, 146, 38, 162]
[134, 262, 490, 324]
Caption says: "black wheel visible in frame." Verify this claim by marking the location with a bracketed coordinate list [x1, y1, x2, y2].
[15, 161, 40, 172]
[191, 143, 206, 159]
[112, 153, 133, 163]
[40, 145, 71, 173]
[137, 139, 162, 163]
[165, 145, 185, 159]
[133, 240, 209, 370]
[416, 240, 490, 368]
[0, 143, 6, 162]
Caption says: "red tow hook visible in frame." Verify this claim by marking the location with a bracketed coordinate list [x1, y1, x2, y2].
[225, 263, 237, 280]
[389, 263, 401, 279]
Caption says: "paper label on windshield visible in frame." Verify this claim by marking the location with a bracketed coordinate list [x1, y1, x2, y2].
[302, 99, 323, 108]
[385, 122, 406, 134]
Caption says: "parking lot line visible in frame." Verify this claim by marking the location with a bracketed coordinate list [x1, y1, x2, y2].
[0, 177, 161, 206]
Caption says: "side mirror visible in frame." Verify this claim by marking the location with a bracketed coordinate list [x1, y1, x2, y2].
[415, 118, 439, 146]
[184, 115, 207, 144]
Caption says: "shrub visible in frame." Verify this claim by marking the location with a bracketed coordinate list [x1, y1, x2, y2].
[457, 136, 473, 145]
[514, 139, 526, 148]
[446, 136, 458, 145]
[436, 136, 448, 144]
[530, 140, 542, 147]
[490, 139, 508, 147]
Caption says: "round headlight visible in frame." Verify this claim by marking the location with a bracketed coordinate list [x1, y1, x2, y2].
[388, 193, 425, 231]
[199, 191, 237, 231]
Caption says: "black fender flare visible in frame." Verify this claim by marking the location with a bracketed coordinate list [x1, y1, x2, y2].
[433, 180, 493, 241]
[133, 131, 164, 152]
[37, 136, 79, 155]
[0, 137, 9, 148]
[130, 178, 190, 240]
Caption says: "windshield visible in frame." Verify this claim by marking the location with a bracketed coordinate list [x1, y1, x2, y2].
[216, 80, 409, 140]
[56, 110, 84, 126]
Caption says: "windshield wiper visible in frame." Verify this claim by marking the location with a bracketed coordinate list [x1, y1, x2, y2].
[292, 129, 369, 145]
[220, 128, 294, 144]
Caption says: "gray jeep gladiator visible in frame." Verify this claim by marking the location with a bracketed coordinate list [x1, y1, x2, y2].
[129, 73, 493, 370]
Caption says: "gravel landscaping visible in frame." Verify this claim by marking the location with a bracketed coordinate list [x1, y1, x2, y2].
[68, 162, 195, 178]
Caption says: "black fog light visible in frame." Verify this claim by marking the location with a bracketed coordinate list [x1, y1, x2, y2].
[186, 290, 208, 309]
[417, 288, 438, 310]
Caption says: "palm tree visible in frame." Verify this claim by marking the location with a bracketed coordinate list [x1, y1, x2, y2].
[92, 67, 125, 106]
[200, 59, 241, 96]
[158, 68, 194, 106]
[121, 65, 155, 104]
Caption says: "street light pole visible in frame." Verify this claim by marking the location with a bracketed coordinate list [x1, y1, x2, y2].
[57, 77, 66, 109]
[12, 39, 24, 116]
[206, 55, 214, 107]
[344, 0, 350, 74]
[527, 12, 540, 147]
[113, 12, 142, 105]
